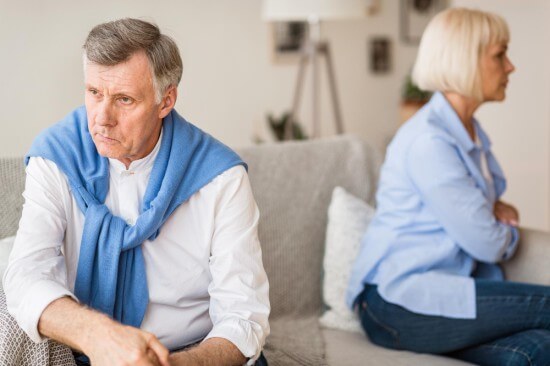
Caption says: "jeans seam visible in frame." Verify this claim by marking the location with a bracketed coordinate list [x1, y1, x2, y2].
[362, 300, 400, 348]
[477, 294, 548, 303]
[475, 344, 533, 366]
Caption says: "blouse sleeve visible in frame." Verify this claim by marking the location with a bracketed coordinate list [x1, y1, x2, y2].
[405, 134, 518, 263]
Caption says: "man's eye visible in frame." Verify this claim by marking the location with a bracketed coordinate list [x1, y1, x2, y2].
[119, 97, 133, 105]
[89, 89, 99, 96]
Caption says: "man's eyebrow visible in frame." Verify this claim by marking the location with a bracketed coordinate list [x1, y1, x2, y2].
[83, 85, 141, 98]
[113, 89, 144, 99]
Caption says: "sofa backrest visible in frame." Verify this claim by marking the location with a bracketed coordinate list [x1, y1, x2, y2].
[0, 158, 25, 239]
[237, 135, 380, 318]
[0, 135, 381, 318]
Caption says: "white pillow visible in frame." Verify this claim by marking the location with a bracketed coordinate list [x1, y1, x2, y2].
[320, 187, 375, 333]
[0, 236, 15, 286]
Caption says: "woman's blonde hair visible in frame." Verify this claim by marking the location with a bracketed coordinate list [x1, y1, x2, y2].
[412, 7, 510, 101]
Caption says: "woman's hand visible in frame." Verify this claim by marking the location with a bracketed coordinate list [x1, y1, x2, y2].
[493, 200, 519, 227]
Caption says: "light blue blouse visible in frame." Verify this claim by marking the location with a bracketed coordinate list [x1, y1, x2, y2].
[346, 92, 519, 319]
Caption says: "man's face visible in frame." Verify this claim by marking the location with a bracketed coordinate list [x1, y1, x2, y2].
[85, 51, 165, 167]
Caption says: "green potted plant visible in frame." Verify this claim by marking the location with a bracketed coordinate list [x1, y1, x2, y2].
[400, 74, 432, 125]
[267, 112, 307, 141]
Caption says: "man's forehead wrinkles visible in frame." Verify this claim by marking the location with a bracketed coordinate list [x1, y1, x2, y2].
[97, 74, 134, 87]
[87, 69, 141, 93]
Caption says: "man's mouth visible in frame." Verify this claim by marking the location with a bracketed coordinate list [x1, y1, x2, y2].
[96, 133, 118, 144]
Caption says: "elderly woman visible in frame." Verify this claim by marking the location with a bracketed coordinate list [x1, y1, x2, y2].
[347, 7, 550, 365]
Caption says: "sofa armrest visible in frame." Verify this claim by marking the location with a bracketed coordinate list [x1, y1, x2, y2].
[502, 228, 550, 285]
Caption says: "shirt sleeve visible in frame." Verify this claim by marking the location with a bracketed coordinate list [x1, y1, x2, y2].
[406, 134, 518, 263]
[203, 166, 270, 365]
[2, 157, 78, 343]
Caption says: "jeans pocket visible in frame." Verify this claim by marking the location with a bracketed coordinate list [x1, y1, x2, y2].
[359, 300, 400, 349]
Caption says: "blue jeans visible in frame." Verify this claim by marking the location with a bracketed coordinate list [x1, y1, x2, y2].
[357, 279, 550, 365]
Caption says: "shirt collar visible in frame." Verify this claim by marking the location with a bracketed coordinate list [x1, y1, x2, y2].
[475, 122, 492, 152]
[428, 92, 483, 153]
[108, 128, 163, 174]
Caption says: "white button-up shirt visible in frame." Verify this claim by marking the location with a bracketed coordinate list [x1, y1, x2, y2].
[3, 134, 270, 363]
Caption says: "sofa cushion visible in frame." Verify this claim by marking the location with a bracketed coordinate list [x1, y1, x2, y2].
[236, 135, 380, 318]
[503, 228, 550, 285]
[322, 329, 474, 366]
[320, 187, 374, 333]
[264, 316, 328, 366]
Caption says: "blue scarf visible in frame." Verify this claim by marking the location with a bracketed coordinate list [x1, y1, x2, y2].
[26, 106, 246, 327]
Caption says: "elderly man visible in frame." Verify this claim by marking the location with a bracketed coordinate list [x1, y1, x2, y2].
[2, 18, 270, 366]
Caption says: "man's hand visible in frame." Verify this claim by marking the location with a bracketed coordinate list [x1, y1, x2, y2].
[84, 318, 170, 366]
[493, 200, 519, 227]
[38, 297, 170, 366]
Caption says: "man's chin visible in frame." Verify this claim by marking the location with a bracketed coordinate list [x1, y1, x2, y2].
[95, 145, 121, 160]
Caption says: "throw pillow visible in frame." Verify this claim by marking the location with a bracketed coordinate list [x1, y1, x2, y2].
[0, 236, 15, 287]
[320, 187, 375, 333]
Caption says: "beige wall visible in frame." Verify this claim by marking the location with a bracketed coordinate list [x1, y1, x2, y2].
[2, 1, 548, 230]
[0, 0, 417, 157]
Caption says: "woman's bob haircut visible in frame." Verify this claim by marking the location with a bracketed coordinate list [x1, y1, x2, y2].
[412, 8, 510, 101]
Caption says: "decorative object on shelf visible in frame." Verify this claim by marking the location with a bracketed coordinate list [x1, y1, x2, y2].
[400, 0, 447, 44]
[267, 111, 308, 141]
[399, 73, 431, 125]
[369, 37, 391, 74]
[262, 0, 375, 139]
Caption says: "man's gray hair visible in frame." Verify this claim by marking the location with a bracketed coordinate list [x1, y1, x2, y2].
[83, 18, 183, 103]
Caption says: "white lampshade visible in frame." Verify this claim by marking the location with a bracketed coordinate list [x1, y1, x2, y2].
[262, 0, 370, 21]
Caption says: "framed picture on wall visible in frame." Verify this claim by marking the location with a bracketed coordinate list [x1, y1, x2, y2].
[369, 37, 391, 74]
[270, 21, 308, 63]
[400, 0, 447, 44]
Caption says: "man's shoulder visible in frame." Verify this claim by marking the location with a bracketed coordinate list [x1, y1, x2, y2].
[25, 156, 72, 204]
[201, 165, 248, 193]
[214, 165, 247, 183]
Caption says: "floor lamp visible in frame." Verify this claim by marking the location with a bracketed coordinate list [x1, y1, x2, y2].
[263, 0, 369, 139]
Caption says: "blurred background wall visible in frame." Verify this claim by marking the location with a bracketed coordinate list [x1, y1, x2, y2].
[1, 0, 549, 232]
[0, 0, 418, 156]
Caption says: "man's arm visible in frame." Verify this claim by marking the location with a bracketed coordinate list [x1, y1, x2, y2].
[4, 158, 169, 366]
[39, 297, 170, 366]
[183, 166, 270, 365]
[169, 338, 246, 366]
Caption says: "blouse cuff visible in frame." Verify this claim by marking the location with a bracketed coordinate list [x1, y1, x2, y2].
[502, 226, 519, 261]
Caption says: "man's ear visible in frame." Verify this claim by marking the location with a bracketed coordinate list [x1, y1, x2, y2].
[158, 86, 178, 119]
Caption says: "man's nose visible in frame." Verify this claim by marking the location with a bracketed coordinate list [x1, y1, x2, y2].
[95, 101, 116, 126]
